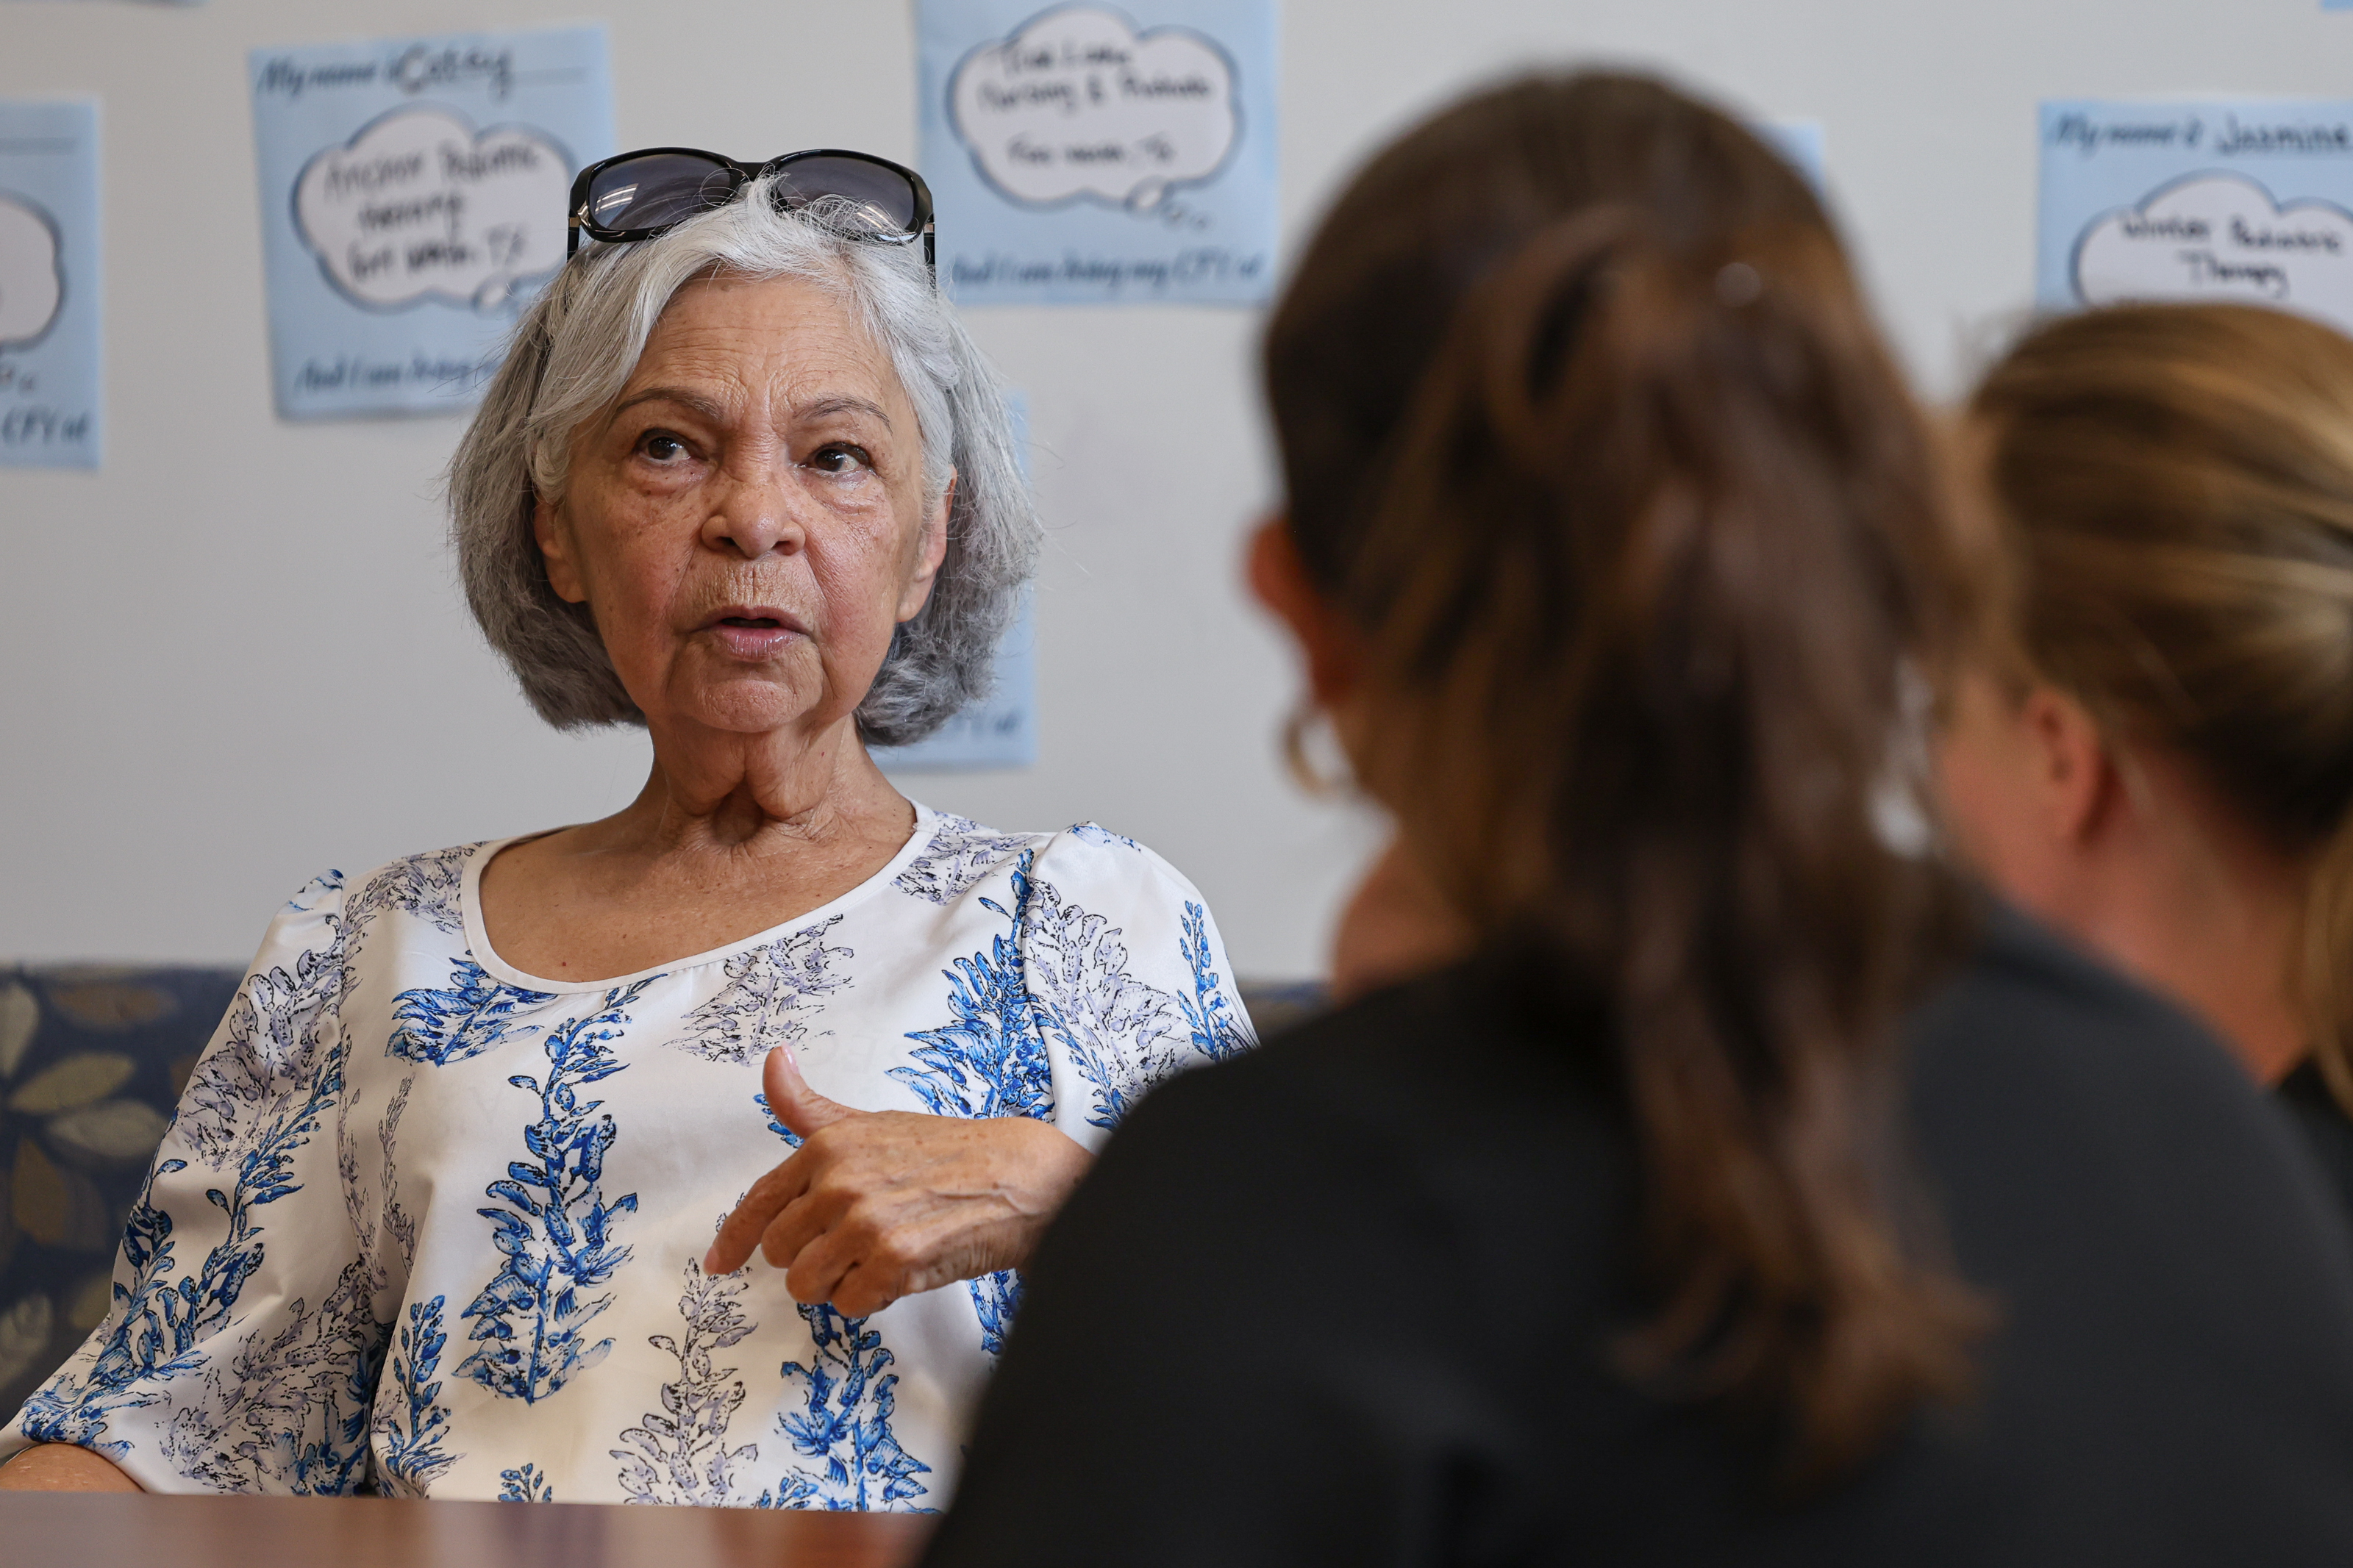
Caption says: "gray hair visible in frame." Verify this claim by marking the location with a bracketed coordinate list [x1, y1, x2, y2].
[448, 179, 1040, 744]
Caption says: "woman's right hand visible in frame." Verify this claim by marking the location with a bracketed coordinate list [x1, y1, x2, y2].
[0, 1442, 143, 1491]
[705, 1048, 1094, 1317]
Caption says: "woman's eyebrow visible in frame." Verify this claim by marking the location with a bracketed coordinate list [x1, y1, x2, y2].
[610, 386, 730, 423]
[796, 394, 893, 429]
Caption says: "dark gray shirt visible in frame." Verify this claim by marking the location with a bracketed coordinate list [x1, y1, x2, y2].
[925, 909, 2353, 1567]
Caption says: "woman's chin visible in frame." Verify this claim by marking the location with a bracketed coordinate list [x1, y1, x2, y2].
[657, 679, 833, 738]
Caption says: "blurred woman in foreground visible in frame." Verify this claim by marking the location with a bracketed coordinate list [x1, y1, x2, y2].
[1943, 303, 2353, 1212]
[920, 75, 2353, 1565]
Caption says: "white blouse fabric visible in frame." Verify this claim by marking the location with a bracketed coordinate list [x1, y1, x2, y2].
[0, 809, 1254, 1506]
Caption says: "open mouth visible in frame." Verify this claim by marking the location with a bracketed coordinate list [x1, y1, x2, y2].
[707, 607, 803, 659]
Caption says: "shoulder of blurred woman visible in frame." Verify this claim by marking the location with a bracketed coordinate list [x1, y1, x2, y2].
[1906, 900, 2312, 1147]
[1061, 956, 1638, 1280]
[1904, 898, 2353, 1309]
[2274, 1059, 2353, 1240]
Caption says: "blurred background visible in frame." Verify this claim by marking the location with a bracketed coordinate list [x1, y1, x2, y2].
[1, 0, 2340, 978]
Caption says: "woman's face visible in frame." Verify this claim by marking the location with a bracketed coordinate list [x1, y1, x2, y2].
[536, 271, 949, 741]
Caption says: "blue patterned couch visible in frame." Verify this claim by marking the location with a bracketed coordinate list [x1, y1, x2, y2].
[0, 963, 1325, 1432]
[0, 964, 245, 1426]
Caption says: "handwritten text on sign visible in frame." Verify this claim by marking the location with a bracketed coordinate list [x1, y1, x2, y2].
[2075, 173, 2353, 320]
[296, 107, 569, 311]
[0, 98, 100, 468]
[2041, 102, 2353, 336]
[247, 24, 610, 418]
[918, 0, 1276, 306]
[0, 196, 61, 349]
[950, 7, 1238, 213]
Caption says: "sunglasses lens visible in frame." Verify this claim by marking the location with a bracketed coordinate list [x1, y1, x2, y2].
[585, 154, 738, 234]
[771, 155, 922, 236]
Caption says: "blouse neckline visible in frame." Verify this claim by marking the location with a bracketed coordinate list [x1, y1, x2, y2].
[457, 801, 941, 995]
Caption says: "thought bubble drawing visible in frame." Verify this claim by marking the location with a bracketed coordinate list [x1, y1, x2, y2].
[949, 4, 1238, 212]
[0, 193, 63, 351]
[295, 105, 571, 312]
[2074, 172, 2353, 332]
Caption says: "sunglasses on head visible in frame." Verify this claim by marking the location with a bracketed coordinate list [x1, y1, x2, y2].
[566, 146, 935, 272]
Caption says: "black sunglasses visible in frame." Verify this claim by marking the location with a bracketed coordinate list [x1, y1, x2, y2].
[566, 146, 935, 271]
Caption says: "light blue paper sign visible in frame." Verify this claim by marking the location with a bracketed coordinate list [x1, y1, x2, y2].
[0, 100, 101, 470]
[248, 26, 613, 420]
[917, 0, 1279, 306]
[874, 393, 1038, 772]
[2039, 100, 2353, 333]
[1763, 121, 1827, 196]
[873, 595, 1040, 771]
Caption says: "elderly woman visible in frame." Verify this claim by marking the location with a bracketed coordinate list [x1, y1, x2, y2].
[0, 148, 1252, 1504]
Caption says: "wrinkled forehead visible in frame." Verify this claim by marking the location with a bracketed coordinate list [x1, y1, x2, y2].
[620, 267, 913, 424]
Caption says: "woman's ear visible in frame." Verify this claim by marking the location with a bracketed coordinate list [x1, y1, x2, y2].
[2018, 684, 2121, 847]
[1937, 670, 2127, 916]
[1247, 517, 1363, 709]
[896, 472, 954, 623]
[533, 497, 589, 606]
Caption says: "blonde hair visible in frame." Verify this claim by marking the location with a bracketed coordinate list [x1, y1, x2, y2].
[1971, 302, 2353, 1107]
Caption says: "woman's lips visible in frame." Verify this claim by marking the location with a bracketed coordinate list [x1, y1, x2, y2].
[705, 609, 805, 659]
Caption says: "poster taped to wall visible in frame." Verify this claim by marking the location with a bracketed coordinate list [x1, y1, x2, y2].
[874, 393, 1038, 771]
[248, 25, 612, 420]
[917, 0, 1279, 306]
[1763, 121, 1827, 195]
[2039, 99, 2353, 334]
[0, 100, 101, 470]
[873, 595, 1038, 770]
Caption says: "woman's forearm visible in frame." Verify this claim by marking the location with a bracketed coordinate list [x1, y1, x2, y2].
[0, 1442, 143, 1491]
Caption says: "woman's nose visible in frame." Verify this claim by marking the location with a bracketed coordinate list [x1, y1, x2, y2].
[701, 471, 805, 560]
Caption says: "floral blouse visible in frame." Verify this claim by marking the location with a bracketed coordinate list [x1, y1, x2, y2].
[0, 808, 1254, 1506]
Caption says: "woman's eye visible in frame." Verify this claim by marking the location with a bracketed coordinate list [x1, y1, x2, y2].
[807, 443, 874, 476]
[638, 432, 690, 462]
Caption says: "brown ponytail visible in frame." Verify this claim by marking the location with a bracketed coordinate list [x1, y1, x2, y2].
[1971, 304, 2353, 1111]
[1265, 74, 1987, 1485]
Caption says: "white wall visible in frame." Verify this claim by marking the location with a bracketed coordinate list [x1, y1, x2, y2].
[3, 0, 2348, 973]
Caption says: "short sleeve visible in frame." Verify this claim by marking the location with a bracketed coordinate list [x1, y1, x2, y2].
[1014, 825, 1257, 1150]
[0, 873, 384, 1494]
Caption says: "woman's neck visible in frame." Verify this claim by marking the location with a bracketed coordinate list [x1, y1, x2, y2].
[613, 711, 910, 859]
[2069, 749, 2310, 1085]
[474, 714, 918, 983]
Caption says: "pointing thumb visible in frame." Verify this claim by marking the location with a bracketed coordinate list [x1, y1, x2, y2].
[764, 1045, 857, 1142]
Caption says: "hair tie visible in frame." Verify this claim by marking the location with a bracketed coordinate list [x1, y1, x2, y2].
[1715, 261, 1763, 307]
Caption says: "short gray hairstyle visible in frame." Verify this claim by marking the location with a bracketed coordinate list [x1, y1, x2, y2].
[449, 179, 1040, 744]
